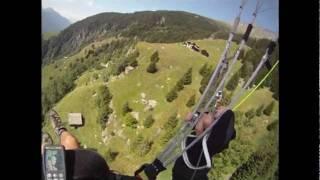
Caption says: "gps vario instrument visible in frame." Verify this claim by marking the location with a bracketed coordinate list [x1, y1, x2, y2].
[42, 145, 67, 180]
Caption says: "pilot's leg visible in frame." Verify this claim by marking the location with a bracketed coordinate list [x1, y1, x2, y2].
[60, 131, 80, 150]
[48, 109, 80, 150]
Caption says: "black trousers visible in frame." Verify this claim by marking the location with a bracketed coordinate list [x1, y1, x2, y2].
[172, 109, 236, 180]
[172, 156, 209, 180]
[64, 149, 136, 180]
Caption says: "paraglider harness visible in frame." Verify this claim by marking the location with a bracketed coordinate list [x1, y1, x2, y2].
[135, 39, 278, 180]
[134, 0, 279, 179]
[42, 0, 278, 179]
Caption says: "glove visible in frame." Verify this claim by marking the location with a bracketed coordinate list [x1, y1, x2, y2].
[134, 159, 166, 180]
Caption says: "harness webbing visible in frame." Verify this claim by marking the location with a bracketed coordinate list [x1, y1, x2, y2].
[157, 0, 248, 165]
[135, 1, 279, 179]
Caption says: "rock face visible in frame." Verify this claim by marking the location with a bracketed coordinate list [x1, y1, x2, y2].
[125, 66, 135, 74]
[100, 62, 109, 68]
[139, 92, 158, 111]
[103, 137, 109, 144]
[148, 100, 157, 108]
[131, 111, 140, 120]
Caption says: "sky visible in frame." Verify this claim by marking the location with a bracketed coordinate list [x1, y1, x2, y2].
[42, 0, 278, 32]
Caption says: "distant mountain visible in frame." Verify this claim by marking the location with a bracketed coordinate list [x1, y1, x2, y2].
[42, 8, 71, 33]
[236, 22, 277, 40]
[42, 11, 229, 64]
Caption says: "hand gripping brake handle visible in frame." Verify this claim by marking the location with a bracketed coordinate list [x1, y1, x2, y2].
[134, 159, 166, 180]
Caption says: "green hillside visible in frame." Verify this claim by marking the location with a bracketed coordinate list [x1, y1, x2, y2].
[41, 11, 230, 64]
[42, 31, 59, 40]
[42, 37, 278, 179]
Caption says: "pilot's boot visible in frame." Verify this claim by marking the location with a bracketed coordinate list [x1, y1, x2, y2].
[48, 109, 67, 136]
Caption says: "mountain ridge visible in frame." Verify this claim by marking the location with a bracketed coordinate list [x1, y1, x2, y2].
[42, 10, 230, 64]
[42, 7, 71, 33]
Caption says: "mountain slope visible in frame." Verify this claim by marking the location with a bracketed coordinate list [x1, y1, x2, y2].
[42, 11, 229, 64]
[42, 37, 278, 178]
[236, 22, 277, 40]
[43, 31, 59, 40]
[42, 8, 71, 33]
